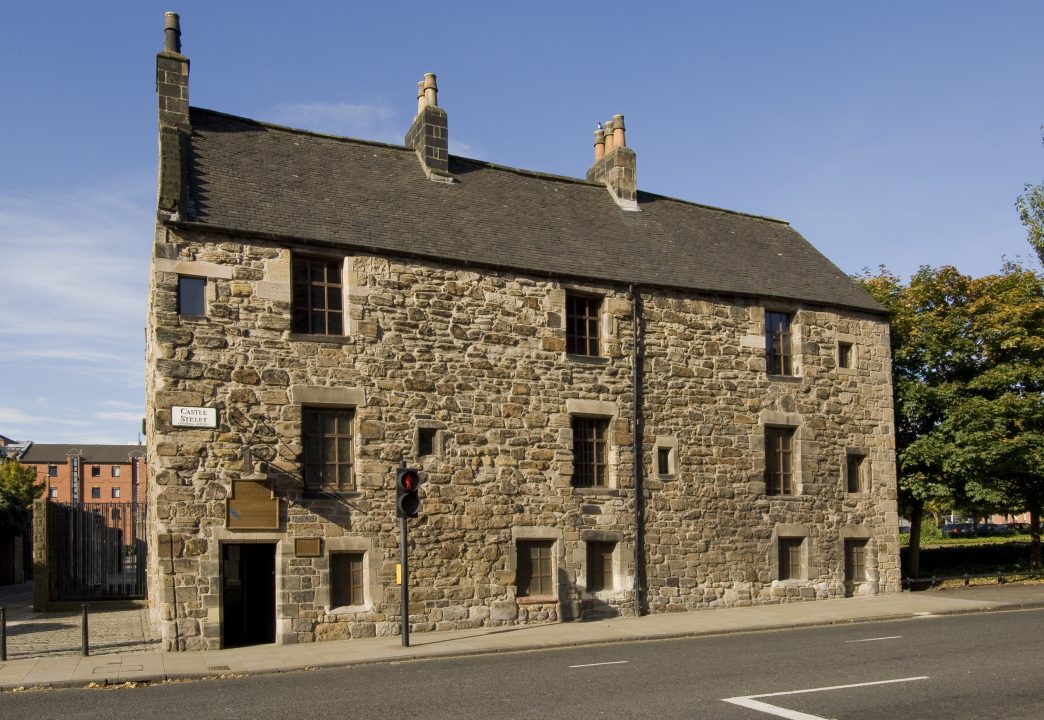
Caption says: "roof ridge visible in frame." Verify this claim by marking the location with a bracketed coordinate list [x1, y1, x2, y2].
[190, 106, 790, 227]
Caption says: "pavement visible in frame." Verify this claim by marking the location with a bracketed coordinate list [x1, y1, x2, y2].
[1, 582, 1043, 691]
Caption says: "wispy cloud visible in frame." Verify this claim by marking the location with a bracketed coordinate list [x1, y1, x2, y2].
[94, 411, 143, 422]
[268, 101, 401, 143]
[0, 184, 149, 444]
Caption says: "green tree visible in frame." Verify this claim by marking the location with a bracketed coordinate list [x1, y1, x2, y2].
[859, 266, 979, 577]
[0, 458, 41, 536]
[1017, 130, 1044, 265]
[940, 264, 1044, 566]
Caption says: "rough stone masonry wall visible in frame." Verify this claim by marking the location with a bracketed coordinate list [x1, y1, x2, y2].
[145, 226, 898, 650]
[640, 293, 900, 610]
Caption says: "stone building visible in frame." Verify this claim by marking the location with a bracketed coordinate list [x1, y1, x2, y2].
[146, 14, 899, 651]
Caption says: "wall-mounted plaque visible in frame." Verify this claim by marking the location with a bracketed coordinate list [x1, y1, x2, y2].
[172, 406, 218, 428]
[294, 538, 321, 557]
[226, 479, 279, 530]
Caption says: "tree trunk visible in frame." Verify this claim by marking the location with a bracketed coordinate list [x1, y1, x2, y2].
[907, 501, 924, 579]
[1030, 506, 1041, 569]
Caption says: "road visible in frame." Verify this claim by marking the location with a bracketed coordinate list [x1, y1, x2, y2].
[3, 608, 1042, 719]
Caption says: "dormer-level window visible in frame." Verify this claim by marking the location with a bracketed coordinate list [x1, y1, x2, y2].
[292, 255, 343, 335]
[566, 293, 601, 356]
[765, 311, 793, 376]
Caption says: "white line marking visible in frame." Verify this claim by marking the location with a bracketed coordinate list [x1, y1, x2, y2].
[844, 635, 903, 643]
[568, 660, 629, 669]
[722, 676, 929, 719]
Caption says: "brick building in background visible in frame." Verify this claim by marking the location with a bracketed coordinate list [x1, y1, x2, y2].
[18, 444, 147, 504]
[146, 14, 899, 651]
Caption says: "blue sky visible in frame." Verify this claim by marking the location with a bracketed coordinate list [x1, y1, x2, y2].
[1, 2, 1042, 444]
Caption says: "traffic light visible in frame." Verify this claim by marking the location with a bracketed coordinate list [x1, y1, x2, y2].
[396, 467, 421, 518]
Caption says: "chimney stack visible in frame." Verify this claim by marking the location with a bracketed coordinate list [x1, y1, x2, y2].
[156, 11, 191, 216]
[405, 72, 453, 183]
[587, 113, 638, 211]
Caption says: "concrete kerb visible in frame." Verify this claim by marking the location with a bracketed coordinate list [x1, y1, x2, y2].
[3, 591, 1044, 692]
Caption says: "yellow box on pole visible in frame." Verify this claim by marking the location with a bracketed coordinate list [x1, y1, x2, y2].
[396, 563, 401, 585]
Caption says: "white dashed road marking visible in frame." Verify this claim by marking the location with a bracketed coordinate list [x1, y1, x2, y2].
[844, 635, 903, 643]
[568, 660, 629, 669]
[722, 676, 930, 719]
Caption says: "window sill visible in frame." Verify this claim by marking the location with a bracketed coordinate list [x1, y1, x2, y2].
[328, 603, 371, 615]
[766, 373, 802, 382]
[565, 353, 609, 366]
[517, 595, 557, 605]
[572, 486, 619, 497]
[301, 489, 362, 500]
[288, 332, 353, 345]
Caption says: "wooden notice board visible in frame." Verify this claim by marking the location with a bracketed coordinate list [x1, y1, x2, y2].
[226, 478, 279, 530]
[294, 538, 321, 557]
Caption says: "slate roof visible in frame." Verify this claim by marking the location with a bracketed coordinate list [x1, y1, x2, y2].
[178, 108, 883, 314]
[20, 444, 145, 464]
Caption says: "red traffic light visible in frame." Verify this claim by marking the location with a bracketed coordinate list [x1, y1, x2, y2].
[396, 467, 421, 518]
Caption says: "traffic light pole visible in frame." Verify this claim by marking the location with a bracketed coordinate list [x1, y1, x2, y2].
[400, 514, 409, 648]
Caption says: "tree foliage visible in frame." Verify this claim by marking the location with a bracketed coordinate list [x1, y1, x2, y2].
[0, 459, 40, 536]
[859, 263, 1044, 570]
[1017, 129, 1044, 266]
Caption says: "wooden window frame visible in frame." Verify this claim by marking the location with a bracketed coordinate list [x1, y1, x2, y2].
[572, 416, 609, 488]
[765, 427, 795, 495]
[778, 537, 803, 581]
[330, 552, 365, 608]
[292, 255, 344, 336]
[586, 541, 615, 592]
[302, 406, 356, 491]
[566, 293, 601, 357]
[517, 540, 554, 597]
[845, 539, 868, 584]
[765, 311, 794, 376]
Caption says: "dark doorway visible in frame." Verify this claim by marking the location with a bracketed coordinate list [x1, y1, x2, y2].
[222, 543, 276, 647]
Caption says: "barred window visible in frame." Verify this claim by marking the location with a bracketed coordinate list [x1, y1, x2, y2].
[302, 407, 355, 491]
[765, 427, 795, 495]
[572, 416, 609, 487]
[292, 255, 344, 335]
[517, 540, 554, 597]
[778, 537, 803, 580]
[765, 311, 793, 376]
[566, 293, 601, 356]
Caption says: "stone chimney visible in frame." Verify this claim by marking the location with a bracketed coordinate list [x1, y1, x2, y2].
[404, 73, 453, 183]
[156, 11, 191, 216]
[586, 113, 638, 211]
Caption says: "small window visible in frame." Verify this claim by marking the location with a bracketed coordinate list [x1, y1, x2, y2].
[566, 293, 601, 356]
[517, 540, 554, 597]
[47, 464, 58, 478]
[837, 341, 853, 369]
[302, 407, 355, 491]
[330, 552, 365, 607]
[292, 255, 343, 335]
[418, 428, 437, 457]
[90, 487, 101, 499]
[586, 541, 615, 592]
[846, 453, 867, 493]
[656, 447, 672, 476]
[111, 487, 121, 499]
[49, 487, 58, 498]
[845, 539, 868, 583]
[177, 276, 207, 316]
[778, 537, 803, 580]
[572, 416, 609, 487]
[91, 465, 101, 477]
[111, 465, 121, 477]
[765, 427, 795, 495]
[765, 311, 793, 376]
